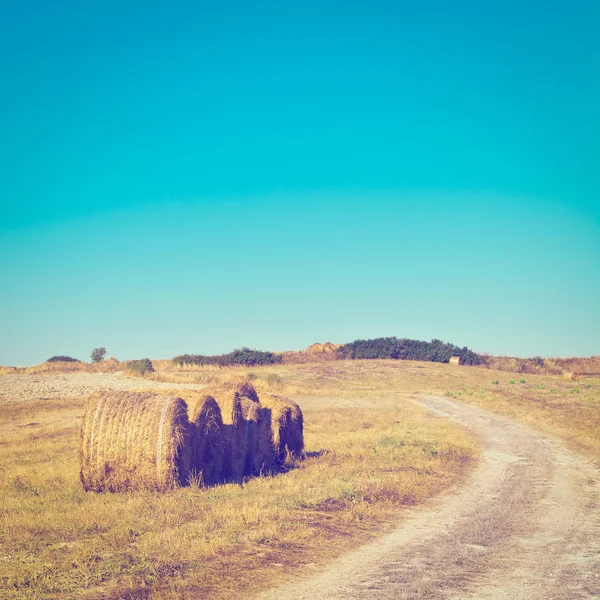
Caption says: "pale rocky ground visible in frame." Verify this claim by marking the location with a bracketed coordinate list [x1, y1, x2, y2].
[0, 372, 206, 403]
[258, 395, 600, 600]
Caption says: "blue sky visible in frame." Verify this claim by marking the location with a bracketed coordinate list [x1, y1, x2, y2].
[1, 1, 599, 365]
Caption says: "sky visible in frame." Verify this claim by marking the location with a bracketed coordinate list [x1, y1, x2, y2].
[1, 0, 599, 365]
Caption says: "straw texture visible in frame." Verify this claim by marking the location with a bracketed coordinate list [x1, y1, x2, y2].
[207, 387, 246, 481]
[259, 395, 304, 461]
[187, 393, 225, 485]
[79, 392, 190, 492]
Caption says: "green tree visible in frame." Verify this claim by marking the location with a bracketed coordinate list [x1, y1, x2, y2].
[90, 347, 107, 363]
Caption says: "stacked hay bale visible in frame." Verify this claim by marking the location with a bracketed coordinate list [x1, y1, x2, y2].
[306, 343, 324, 353]
[79, 392, 190, 492]
[259, 395, 304, 461]
[79, 379, 304, 492]
[186, 392, 225, 485]
[204, 387, 246, 482]
[239, 398, 263, 475]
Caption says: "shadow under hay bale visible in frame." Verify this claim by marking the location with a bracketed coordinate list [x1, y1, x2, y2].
[79, 392, 190, 492]
[187, 393, 225, 485]
[260, 395, 304, 462]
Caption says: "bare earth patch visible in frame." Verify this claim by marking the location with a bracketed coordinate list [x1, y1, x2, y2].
[257, 395, 600, 600]
[0, 372, 206, 403]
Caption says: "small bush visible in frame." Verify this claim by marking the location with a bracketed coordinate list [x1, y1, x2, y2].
[90, 347, 107, 363]
[46, 356, 80, 363]
[127, 359, 154, 375]
[266, 373, 282, 386]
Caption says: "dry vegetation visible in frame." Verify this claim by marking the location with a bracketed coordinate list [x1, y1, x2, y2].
[2, 357, 597, 598]
[0, 363, 478, 599]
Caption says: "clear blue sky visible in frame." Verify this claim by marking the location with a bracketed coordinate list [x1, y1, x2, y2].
[1, 1, 599, 365]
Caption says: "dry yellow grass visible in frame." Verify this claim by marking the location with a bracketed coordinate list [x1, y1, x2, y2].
[0, 363, 479, 599]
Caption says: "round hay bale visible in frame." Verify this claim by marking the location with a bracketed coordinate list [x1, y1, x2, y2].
[240, 398, 262, 476]
[206, 388, 246, 482]
[187, 393, 225, 485]
[449, 356, 461, 365]
[259, 395, 304, 462]
[221, 377, 260, 403]
[323, 342, 337, 353]
[306, 343, 324, 353]
[564, 372, 579, 381]
[79, 392, 190, 492]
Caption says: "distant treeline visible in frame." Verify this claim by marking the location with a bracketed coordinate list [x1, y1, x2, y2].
[338, 337, 482, 365]
[46, 355, 81, 363]
[173, 347, 283, 367]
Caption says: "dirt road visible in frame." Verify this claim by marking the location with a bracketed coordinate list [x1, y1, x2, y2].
[258, 395, 600, 599]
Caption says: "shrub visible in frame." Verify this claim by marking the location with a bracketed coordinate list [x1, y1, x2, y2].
[90, 347, 107, 363]
[127, 359, 154, 375]
[46, 356, 80, 363]
[173, 347, 283, 368]
[337, 337, 482, 366]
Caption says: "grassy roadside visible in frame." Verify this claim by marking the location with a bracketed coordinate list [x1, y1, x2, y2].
[442, 375, 600, 462]
[0, 387, 477, 599]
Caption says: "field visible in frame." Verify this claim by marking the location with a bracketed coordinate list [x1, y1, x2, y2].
[1, 358, 599, 598]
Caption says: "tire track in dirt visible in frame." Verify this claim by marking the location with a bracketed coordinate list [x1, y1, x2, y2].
[257, 395, 600, 599]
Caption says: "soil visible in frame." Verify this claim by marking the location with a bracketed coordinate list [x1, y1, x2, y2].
[0, 372, 206, 403]
[257, 395, 600, 599]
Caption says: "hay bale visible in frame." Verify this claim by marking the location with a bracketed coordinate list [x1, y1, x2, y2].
[306, 343, 324, 353]
[79, 392, 190, 492]
[206, 388, 246, 482]
[323, 342, 337, 353]
[449, 356, 461, 365]
[187, 393, 225, 485]
[240, 398, 263, 476]
[564, 372, 580, 381]
[259, 395, 304, 462]
[222, 377, 259, 403]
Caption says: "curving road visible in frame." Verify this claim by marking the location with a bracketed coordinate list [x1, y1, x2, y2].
[258, 395, 600, 599]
